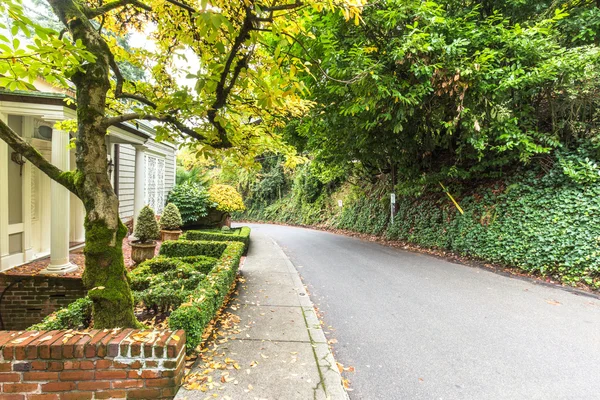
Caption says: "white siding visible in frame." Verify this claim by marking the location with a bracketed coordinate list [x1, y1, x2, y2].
[116, 139, 176, 221]
[117, 144, 136, 221]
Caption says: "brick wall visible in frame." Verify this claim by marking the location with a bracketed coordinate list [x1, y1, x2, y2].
[0, 275, 87, 330]
[0, 329, 186, 399]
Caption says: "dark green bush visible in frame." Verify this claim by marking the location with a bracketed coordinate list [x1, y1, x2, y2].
[169, 241, 245, 352]
[28, 297, 93, 331]
[159, 240, 228, 258]
[166, 183, 215, 226]
[181, 227, 251, 252]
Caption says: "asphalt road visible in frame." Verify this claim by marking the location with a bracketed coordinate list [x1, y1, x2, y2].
[242, 223, 600, 400]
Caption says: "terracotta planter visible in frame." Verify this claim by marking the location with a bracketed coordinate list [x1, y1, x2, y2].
[161, 229, 182, 241]
[130, 241, 157, 264]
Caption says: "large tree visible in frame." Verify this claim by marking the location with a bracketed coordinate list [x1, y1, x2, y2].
[0, 0, 363, 328]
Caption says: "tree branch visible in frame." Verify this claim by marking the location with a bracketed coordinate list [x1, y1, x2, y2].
[262, 2, 303, 12]
[85, 0, 151, 18]
[0, 120, 79, 196]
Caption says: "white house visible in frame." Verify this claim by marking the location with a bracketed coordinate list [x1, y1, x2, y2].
[0, 85, 176, 273]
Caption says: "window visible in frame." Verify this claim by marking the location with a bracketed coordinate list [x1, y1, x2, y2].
[144, 155, 165, 214]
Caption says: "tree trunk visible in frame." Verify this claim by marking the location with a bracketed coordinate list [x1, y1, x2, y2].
[47, 0, 139, 328]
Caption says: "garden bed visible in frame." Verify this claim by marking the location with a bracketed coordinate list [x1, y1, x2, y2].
[0, 228, 250, 398]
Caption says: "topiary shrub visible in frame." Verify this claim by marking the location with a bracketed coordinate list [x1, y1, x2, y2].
[208, 184, 246, 213]
[167, 183, 214, 226]
[160, 203, 183, 231]
[134, 205, 160, 243]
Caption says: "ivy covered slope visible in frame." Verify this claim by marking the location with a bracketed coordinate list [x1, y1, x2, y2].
[235, 150, 600, 288]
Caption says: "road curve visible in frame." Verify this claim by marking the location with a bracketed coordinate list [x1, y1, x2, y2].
[241, 223, 600, 400]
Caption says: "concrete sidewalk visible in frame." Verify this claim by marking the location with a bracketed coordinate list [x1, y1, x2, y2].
[176, 230, 348, 400]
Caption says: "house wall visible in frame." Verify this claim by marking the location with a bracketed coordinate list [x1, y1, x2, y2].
[117, 141, 176, 222]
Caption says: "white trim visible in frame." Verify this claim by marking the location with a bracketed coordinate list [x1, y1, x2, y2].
[7, 224, 24, 235]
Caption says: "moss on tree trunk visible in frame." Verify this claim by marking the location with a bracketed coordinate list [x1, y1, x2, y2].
[82, 217, 139, 328]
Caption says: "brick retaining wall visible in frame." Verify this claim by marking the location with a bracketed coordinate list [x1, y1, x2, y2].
[0, 275, 87, 330]
[0, 329, 186, 399]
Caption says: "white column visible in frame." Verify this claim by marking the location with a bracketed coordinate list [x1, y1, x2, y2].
[22, 117, 34, 261]
[41, 128, 77, 274]
[0, 112, 9, 271]
[133, 145, 147, 227]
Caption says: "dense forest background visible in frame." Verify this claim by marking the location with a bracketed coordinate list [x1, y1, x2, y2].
[197, 0, 600, 287]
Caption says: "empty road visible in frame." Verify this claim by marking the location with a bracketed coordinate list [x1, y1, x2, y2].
[243, 223, 600, 400]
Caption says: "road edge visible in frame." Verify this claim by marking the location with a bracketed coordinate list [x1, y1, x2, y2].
[269, 237, 350, 400]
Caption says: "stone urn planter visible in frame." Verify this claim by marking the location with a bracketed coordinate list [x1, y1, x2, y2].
[161, 229, 182, 241]
[130, 241, 157, 264]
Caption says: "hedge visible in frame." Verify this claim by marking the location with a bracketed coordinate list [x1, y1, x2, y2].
[180, 226, 251, 252]
[159, 240, 229, 258]
[28, 297, 93, 331]
[168, 241, 245, 352]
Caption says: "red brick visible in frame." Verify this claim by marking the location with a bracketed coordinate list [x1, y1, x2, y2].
[112, 380, 143, 389]
[125, 389, 162, 399]
[0, 363, 10, 372]
[146, 378, 174, 388]
[47, 362, 64, 371]
[140, 370, 161, 379]
[49, 333, 69, 359]
[95, 360, 112, 369]
[153, 330, 172, 358]
[78, 361, 94, 370]
[23, 371, 60, 381]
[30, 361, 47, 370]
[108, 329, 133, 357]
[84, 330, 110, 358]
[27, 395, 60, 400]
[12, 332, 45, 360]
[126, 371, 141, 379]
[33, 331, 61, 359]
[3, 382, 39, 392]
[165, 330, 185, 358]
[77, 381, 110, 390]
[72, 332, 95, 358]
[2, 332, 31, 359]
[62, 361, 79, 370]
[61, 331, 83, 359]
[94, 390, 126, 399]
[59, 370, 94, 381]
[163, 360, 177, 369]
[0, 394, 25, 400]
[0, 373, 20, 382]
[145, 361, 158, 368]
[41, 382, 75, 392]
[59, 392, 93, 400]
[0, 331, 16, 348]
[95, 370, 127, 380]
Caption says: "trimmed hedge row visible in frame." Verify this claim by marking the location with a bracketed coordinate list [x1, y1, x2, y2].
[159, 240, 229, 258]
[180, 226, 251, 252]
[168, 241, 245, 352]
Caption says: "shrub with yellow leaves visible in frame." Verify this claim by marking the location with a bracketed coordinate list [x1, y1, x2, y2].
[208, 184, 246, 213]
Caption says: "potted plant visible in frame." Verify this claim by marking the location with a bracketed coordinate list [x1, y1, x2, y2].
[131, 205, 160, 264]
[160, 203, 183, 241]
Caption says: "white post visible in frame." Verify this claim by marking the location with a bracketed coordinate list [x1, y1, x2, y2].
[133, 145, 147, 227]
[0, 112, 9, 270]
[41, 128, 77, 274]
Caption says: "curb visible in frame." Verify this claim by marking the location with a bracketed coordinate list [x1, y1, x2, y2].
[269, 238, 350, 400]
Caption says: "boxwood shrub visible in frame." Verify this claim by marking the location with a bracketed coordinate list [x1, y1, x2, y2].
[168, 241, 245, 352]
[181, 226, 251, 252]
[159, 240, 228, 258]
